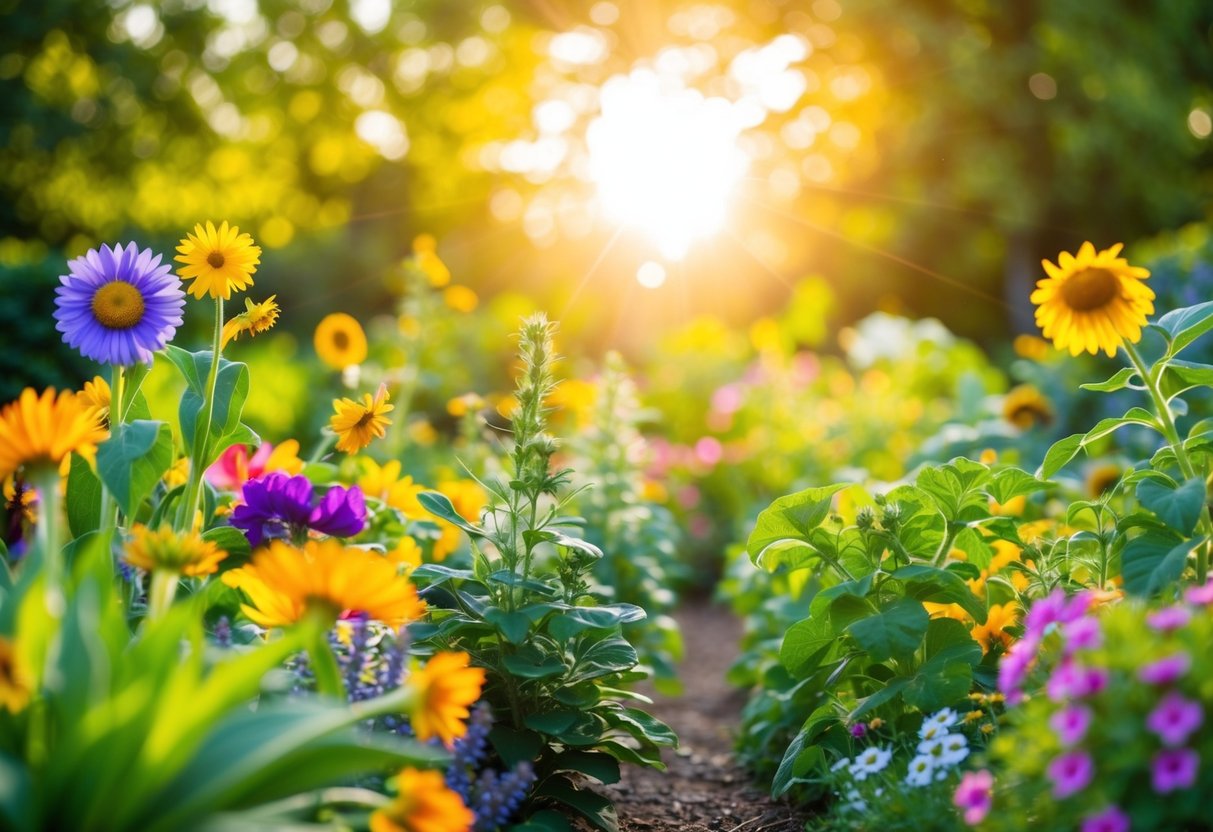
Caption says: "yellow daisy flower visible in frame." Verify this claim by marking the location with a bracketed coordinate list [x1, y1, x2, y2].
[314, 312, 368, 370]
[77, 375, 112, 428]
[1031, 242, 1154, 357]
[971, 602, 1019, 654]
[442, 285, 478, 313]
[0, 387, 108, 480]
[221, 538, 425, 628]
[1001, 384, 1054, 430]
[331, 384, 394, 454]
[124, 524, 227, 577]
[406, 651, 485, 746]
[371, 768, 474, 832]
[357, 459, 427, 518]
[222, 295, 280, 347]
[0, 636, 32, 714]
[388, 536, 423, 573]
[175, 221, 262, 300]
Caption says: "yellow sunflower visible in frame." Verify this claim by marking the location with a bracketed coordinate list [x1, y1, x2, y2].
[77, 375, 112, 428]
[971, 602, 1019, 654]
[221, 538, 425, 628]
[1085, 462, 1123, 499]
[124, 524, 228, 577]
[331, 384, 394, 454]
[371, 768, 474, 832]
[222, 295, 280, 347]
[406, 651, 485, 746]
[0, 636, 32, 714]
[357, 459, 427, 517]
[1031, 242, 1154, 357]
[0, 387, 109, 480]
[1001, 384, 1054, 430]
[175, 221, 262, 300]
[314, 312, 368, 370]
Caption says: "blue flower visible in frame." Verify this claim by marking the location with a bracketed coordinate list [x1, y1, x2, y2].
[54, 242, 185, 366]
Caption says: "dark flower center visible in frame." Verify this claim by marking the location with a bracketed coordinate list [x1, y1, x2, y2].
[207, 251, 226, 269]
[91, 281, 145, 329]
[1060, 267, 1119, 312]
[332, 330, 350, 350]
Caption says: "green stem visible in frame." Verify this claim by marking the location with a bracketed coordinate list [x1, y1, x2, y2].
[177, 298, 224, 532]
[147, 569, 179, 620]
[1124, 341, 1213, 582]
[98, 364, 125, 542]
[307, 432, 337, 465]
[305, 613, 346, 699]
[32, 466, 64, 618]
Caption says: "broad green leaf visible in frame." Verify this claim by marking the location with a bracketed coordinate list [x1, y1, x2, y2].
[163, 346, 251, 463]
[485, 607, 532, 644]
[548, 604, 645, 641]
[846, 598, 929, 663]
[901, 619, 981, 710]
[1039, 433, 1084, 479]
[1122, 534, 1204, 596]
[417, 491, 481, 534]
[503, 649, 566, 680]
[1137, 477, 1206, 536]
[572, 638, 638, 681]
[1161, 360, 1213, 401]
[96, 420, 174, 518]
[892, 565, 986, 623]
[1080, 367, 1139, 393]
[1081, 409, 1159, 446]
[1153, 301, 1213, 356]
[549, 751, 621, 785]
[772, 704, 836, 796]
[489, 725, 544, 767]
[66, 452, 102, 539]
[201, 526, 251, 565]
[780, 615, 838, 677]
[747, 484, 849, 563]
[525, 711, 579, 735]
[534, 777, 618, 832]
[987, 467, 1052, 505]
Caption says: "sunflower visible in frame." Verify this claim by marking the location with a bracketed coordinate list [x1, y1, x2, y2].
[175, 221, 262, 300]
[221, 538, 425, 628]
[314, 312, 368, 370]
[1085, 462, 1123, 499]
[1031, 242, 1154, 357]
[331, 384, 394, 454]
[1001, 384, 1054, 430]
[124, 524, 228, 577]
[971, 602, 1019, 654]
[370, 769, 474, 832]
[54, 242, 186, 366]
[222, 295, 280, 347]
[0, 388, 109, 480]
[406, 651, 485, 745]
[77, 375, 112, 429]
[0, 636, 32, 714]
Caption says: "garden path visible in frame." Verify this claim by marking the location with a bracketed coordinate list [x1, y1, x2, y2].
[601, 598, 810, 832]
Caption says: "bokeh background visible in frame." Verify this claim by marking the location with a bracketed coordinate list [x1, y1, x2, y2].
[3, 0, 1212, 394]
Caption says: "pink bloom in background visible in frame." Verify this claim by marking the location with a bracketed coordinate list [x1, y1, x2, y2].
[693, 436, 723, 467]
[1047, 660, 1109, 701]
[997, 634, 1040, 702]
[710, 383, 744, 415]
[1152, 748, 1199, 794]
[1047, 750, 1095, 799]
[1050, 704, 1093, 746]
[1146, 691, 1204, 747]
[1138, 653, 1191, 686]
[1185, 580, 1213, 606]
[676, 485, 701, 510]
[207, 440, 301, 490]
[953, 769, 994, 825]
[1062, 616, 1102, 654]
[1147, 606, 1192, 632]
[1081, 805, 1131, 832]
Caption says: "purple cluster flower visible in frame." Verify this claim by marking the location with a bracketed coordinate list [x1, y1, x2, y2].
[1138, 652, 1191, 686]
[1050, 704, 1092, 747]
[1146, 606, 1191, 632]
[230, 472, 366, 547]
[1000, 589, 1101, 703]
[469, 762, 536, 832]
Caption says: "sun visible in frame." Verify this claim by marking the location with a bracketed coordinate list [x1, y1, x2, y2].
[586, 70, 749, 261]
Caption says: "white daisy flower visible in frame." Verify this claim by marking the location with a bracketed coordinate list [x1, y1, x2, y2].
[937, 733, 970, 767]
[921, 708, 959, 735]
[904, 754, 935, 787]
[849, 745, 892, 780]
[844, 788, 867, 813]
[918, 735, 945, 757]
[830, 756, 851, 773]
[918, 722, 945, 743]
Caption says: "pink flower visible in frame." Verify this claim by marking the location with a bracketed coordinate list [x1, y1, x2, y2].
[1062, 616, 1102, 654]
[1146, 691, 1203, 747]
[1047, 660, 1109, 701]
[1050, 704, 1093, 746]
[850, 722, 868, 738]
[694, 436, 723, 467]
[953, 769, 994, 825]
[1081, 805, 1130, 832]
[1152, 748, 1199, 793]
[1138, 653, 1191, 686]
[1047, 751, 1094, 799]
[1185, 580, 1213, 606]
[998, 634, 1040, 701]
[206, 440, 300, 490]
[1147, 606, 1192, 632]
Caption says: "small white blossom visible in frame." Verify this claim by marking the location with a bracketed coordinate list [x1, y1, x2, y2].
[921, 708, 959, 735]
[830, 756, 851, 773]
[849, 745, 892, 780]
[918, 735, 945, 757]
[937, 733, 970, 767]
[843, 788, 867, 813]
[904, 754, 935, 787]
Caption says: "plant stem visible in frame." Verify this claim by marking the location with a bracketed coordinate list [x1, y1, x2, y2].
[147, 569, 178, 620]
[177, 297, 224, 532]
[306, 613, 347, 699]
[98, 364, 125, 542]
[1124, 341, 1213, 582]
[32, 466, 64, 618]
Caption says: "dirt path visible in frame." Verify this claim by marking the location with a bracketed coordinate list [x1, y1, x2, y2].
[603, 598, 811, 832]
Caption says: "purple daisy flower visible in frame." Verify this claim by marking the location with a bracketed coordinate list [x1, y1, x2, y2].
[1047, 659, 1109, 701]
[1146, 691, 1203, 747]
[1081, 805, 1130, 832]
[1050, 704, 1092, 746]
[230, 472, 367, 547]
[54, 242, 185, 366]
[1047, 750, 1094, 799]
[1138, 653, 1191, 686]
[1146, 606, 1191, 632]
[1152, 748, 1199, 793]
[1062, 615, 1102, 655]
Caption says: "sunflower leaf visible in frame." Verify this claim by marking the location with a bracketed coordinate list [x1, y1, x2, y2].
[1154, 301, 1213, 357]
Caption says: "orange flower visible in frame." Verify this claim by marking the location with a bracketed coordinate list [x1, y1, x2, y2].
[371, 768, 473, 832]
[971, 603, 1019, 654]
[407, 652, 485, 746]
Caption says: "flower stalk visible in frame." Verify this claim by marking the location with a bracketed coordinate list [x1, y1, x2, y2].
[97, 364, 125, 543]
[177, 297, 223, 532]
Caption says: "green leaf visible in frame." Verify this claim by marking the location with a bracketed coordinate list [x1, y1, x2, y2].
[1161, 360, 1213, 401]
[779, 615, 838, 677]
[512, 810, 574, 832]
[987, 468, 1051, 505]
[1137, 477, 1207, 536]
[571, 638, 638, 682]
[747, 484, 849, 563]
[201, 526, 251, 565]
[1080, 367, 1139, 392]
[892, 565, 987, 623]
[605, 707, 677, 747]
[66, 452, 103, 539]
[525, 711, 579, 735]
[772, 705, 837, 796]
[96, 420, 174, 518]
[552, 751, 620, 784]
[1122, 534, 1204, 596]
[503, 649, 566, 680]
[164, 346, 252, 465]
[548, 604, 645, 641]
[534, 777, 618, 832]
[846, 598, 929, 662]
[901, 618, 982, 710]
[485, 607, 532, 644]
[1039, 433, 1084, 479]
[417, 491, 481, 534]
[1154, 301, 1213, 356]
[489, 725, 544, 767]
[1082, 409, 1159, 446]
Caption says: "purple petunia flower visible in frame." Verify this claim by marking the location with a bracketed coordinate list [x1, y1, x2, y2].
[998, 634, 1040, 702]
[230, 472, 367, 547]
[1047, 750, 1094, 799]
[1138, 653, 1191, 686]
[1062, 616, 1102, 655]
[1146, 606, 1191, 632]
[1050, 704, 1093, 746]
[1081, 805, 1130, 832]
[1047, 659, 1109, 701]
[953, 769, 994, 826]
[1185, 580, 1213, 606]
[54, 242, 185, 366]
[1146, 691, 1203, 747]
[1152, 748, 1199, 794]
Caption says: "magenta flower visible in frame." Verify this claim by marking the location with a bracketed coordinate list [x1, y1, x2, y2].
[1024, 589, 1068, 635]
[998, 635, 1040, 701]
[230, 472, 367, 547]
[1138, 653, 1191, 686]
[1050, 704, 1093, 746]
[1062, 615, 1102, 655]
[849, 722, 867, 738]
[1152, 748, 1199, 793]
[1080, 805, 1130, 832]
[1047, 750, 1095, 799]
[1147, 606, 1192, 632]
[1146, 691, 1203, 747]
[1047, 660, 1109, 701]
[1185, 580, 1213, 606]
[953, 769, 994, 825]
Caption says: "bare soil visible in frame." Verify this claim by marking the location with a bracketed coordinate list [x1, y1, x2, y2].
[601, 598, 811, 832]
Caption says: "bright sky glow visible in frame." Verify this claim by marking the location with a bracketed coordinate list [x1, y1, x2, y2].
[587, 70, 749, 260]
